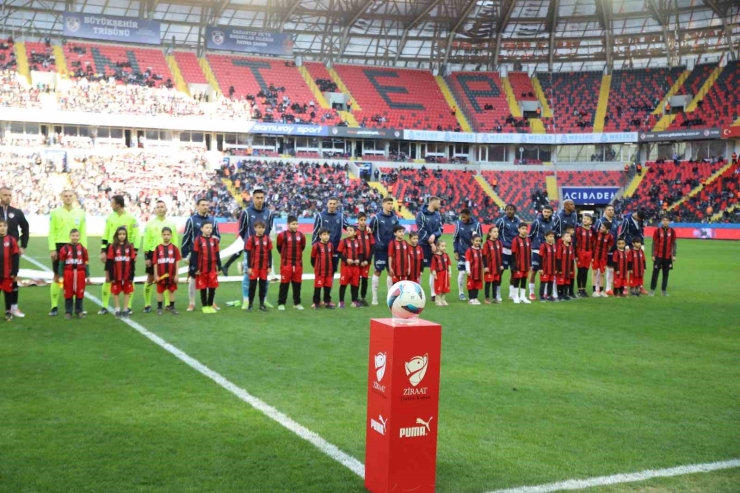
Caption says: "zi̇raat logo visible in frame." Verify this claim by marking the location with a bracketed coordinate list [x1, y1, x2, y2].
[372, 352, 387, 394]
[405, 353, 428, 386]
[370, 415, 387, 436]
[399, 417, 433, 438]
[402, 353, 430, 400]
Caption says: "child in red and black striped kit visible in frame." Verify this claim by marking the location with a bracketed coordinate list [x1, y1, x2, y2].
[311, 229, 335, 309]
[355, 213, 375, 305]
[575, 215, 595, 298]
[388, 225, 409, 284]
[628, 238, 646, 297]
[152, 227, 181, 315]
[511, 223, 532, 304]
[430, 241, 451, 306]
[58, 228, 89, 319]
[0, 219, 20, 321]
[246, 221, 272, 311]
[106, 226, 136, 318]
[538, 230, 557, 302]
[482, 227, 504, 304]
[465, 234, 485, 305]
[338, 224, 361, 308]
[407, 232, 425, 285]
[556, 231, 576, 301]
[277, 216, 306, 311]
[189, 222, 221, 314]
[612, 238, 630, 297]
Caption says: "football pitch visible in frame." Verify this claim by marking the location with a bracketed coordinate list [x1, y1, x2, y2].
[2, 235, 739, 493]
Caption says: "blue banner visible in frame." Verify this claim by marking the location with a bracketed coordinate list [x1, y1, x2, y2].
[250, 122, 327, 136]
[206, 27, 293, 55]
[63, 11, 161, 45]
[561, 187, 620, 205]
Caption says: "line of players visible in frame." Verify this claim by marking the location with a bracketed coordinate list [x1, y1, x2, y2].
[0, 189, 679, 320]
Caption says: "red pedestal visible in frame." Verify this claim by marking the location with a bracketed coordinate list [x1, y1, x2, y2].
[365, 318, 442, 493]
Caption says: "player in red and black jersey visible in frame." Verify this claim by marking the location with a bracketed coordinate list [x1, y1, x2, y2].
[575, 215, 595, 298]
[106, 226, 136, 318]
[277, 216, 306, 310]
[628, 238, 646, 297]
[245, 221, 273, 311]
[388, 225, 409, 284]
[189, 222, 221, 313]
[407, 232, 425, 285]
[338, 224, 362, 308]
[510, 223, 532, 304]
[355, 213, 375, 305]
[556, 231, 575, 301]
[538, 230, 557, 302]
[311, 229, 335, 309]
[152, 227, 181, 315]
[650, 215, 677, 296]
[58, 229, 89, 319]
[612, 238, 630, 297]
[591, 220, 614, 297]
[0, 219, 20, 321]
[465, 234, 485, 305]
[482, 227, 504, 304]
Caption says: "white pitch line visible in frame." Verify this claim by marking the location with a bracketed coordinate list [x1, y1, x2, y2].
[24, 256, 366, 479]
[21, 257, 740, 493]
[486, 459, 740, 493]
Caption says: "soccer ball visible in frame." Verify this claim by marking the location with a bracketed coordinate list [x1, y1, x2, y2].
[387, 281, 426, 320]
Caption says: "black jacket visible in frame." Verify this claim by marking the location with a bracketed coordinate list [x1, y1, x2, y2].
[0, 205, 29, 249]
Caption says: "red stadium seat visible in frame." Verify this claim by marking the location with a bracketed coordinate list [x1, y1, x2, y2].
[669, 62, 740, 130]
[26, 42, 57, 73]
[537, 71, 602, 134]
[64, 42, 172, 87]
[173, 51, 207, 84]
[447, 72, 519, 133]
[333, 65, 458, 131]
[508, 72, 537, 101]
[481, 171, 553, 220]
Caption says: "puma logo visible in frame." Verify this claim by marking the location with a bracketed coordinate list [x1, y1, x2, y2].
[416, 416, 433, 432]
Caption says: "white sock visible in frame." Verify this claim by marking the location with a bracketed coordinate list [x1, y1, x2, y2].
[11, 304, 17, 311]
[595, 271, 601, 291]
[372, 274, 380, 299]
[457, 271, 466, 297]
[528, 282, 535, 295]
[509, 285, 515, 298]
[519, 288, 526, 300]
[429, 275, 436, 297]
[188, 278, 196, 305]
[386, 276, 393, 290]
[553, 284, 559, 298]
[606, 269, 613, 291]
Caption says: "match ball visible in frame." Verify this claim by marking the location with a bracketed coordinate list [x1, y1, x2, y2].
[387, 280, 426, 320]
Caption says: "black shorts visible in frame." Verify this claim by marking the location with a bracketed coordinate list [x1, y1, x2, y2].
[52, 243, 65, 274]
[421, 244, 434, 268]
[146, 264, 154, 275]
[502, 253, 514, 270]
[607, 251, 616, 268]
[653, 257, 673, 270]
[531, 252, 542, 272]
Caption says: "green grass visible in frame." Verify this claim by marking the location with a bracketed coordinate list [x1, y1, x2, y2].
[2, 235, 739, 493]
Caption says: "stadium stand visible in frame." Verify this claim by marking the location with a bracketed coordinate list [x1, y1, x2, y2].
[0, 37, 16, 70]
[64, 42, 173, 87]
[57, 79, 204, 116]
[0, 149, 59, 213]
[629, 159, 728, 218]
[538, 71, 602, 133]
[674, 62, 716, 96]
[673, 161, 740, 222]
[669, 61, 740, 130]
[447, 71, 519, 133]
[173, 51, 208, 84]
[207, 54, 335, 124]
[508, 72, 537, 101]
[481, 170, 553, 220]
[224, 159, 377, 218]
[381, 168, 498, 223]
[26, 41, 56, 72]
[304, 62, 339, 94]
[557, 170, 626, 188]
[333, 65, 458, 131]
[0, 69, 41, 108]
[602, 67, 683, 132]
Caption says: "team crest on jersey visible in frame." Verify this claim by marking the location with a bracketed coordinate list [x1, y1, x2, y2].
[8, 213, 14, 219]
[168, 247, 173, 255]
[3, 242, 8, 247]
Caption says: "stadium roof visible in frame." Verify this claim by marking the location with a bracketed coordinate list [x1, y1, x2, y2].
[2, 0, 739, 71]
